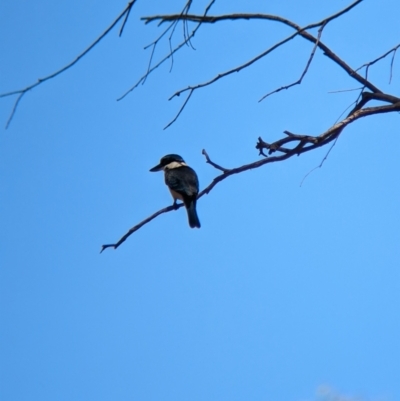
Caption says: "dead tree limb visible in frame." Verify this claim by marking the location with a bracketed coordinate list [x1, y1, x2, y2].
[0, 1, 138, 129]
[118, 0, 216, 101]
[101, 92, 400, 251]
[258, 21, 326, 101]
[1, 1, 397, 249]
[356, 42, 400, 84]
[142, 0, 384, 128]
[100, 0, 400, 250]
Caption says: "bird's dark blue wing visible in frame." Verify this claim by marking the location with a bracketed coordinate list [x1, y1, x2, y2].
[165, 166, 199, 197]
[165, 165, 201, 228]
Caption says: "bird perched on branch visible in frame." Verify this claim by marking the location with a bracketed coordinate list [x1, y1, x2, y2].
[150, 154, 201, 228]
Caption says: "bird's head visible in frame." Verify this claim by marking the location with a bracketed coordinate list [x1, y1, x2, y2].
[149, 154, 186, 172]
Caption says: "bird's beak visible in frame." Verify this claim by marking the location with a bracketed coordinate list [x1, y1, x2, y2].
[149, 163, 163, 172]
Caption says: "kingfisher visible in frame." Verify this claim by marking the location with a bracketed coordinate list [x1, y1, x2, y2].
[150, 154, 201, 228]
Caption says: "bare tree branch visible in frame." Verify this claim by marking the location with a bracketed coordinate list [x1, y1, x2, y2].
[119, 1, 134, 37]
[101, 95, 400, 251]
[101, 202, 185, 253]
[299, 137, 339, 187]
[390, 50, 397, 84]
[0, 0, 138, 129]
[356, 42, 400, 84]
[117, 0, 216, 101]
[161, 28, 300, 128]
[164, 90, 193, 130]
[142, 1, 379, 96]
[2, 0, 398, 249]
[328, 87, 363, 93]
[143, 0, 363, 29]
[356, 43, 400, 72]
[202, 149, 229, 173]
[5, 92, 26, 130]
[142, 0, 384, 128]
[140, 0, 196, 86]
[259, 21, 326, 101]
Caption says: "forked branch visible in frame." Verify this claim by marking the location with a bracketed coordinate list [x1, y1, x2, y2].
[101, 93, 400, 251]
[142, 0, 384, 129]
[1, 1, 398, 250]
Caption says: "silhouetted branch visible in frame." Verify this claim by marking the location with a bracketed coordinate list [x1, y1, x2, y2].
[100, 202, 185, 253]
[299, 137, 339, 187]
[328, 87, 363, 94]
[259, 21, 326, 101]
[161, 31, 299, 127]
[164, 90, 193, 130]
[356, 42, 400, 83]
[201, 149, 229, 172]
[143, 0, 385, 128]
[3, 1, 398, 249]
[140, 0, 196, 86]
[118, 0, 216, 101]
[143, 0, 362, 28]
[0, 0, 138, 129]
[119, 1, 135, 37]
[5, 92, 25, 130]
[101, 96, 400, 251]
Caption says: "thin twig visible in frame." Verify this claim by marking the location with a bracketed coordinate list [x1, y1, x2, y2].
[118, 0, 216, 101]
[142, 18, 181, 86]
[259, 21, 326, 101]
[161, 30, 302, 127]
[163, 90, 193, 129]
[167, 21, 180, 72]
[202, 149, 230, 172]
[1, 1, 137, 129]
[182, 0, 195, 50]
[167, 31, 298, 100]
[299, 137, 339, 187]
[137, 3, 190, 85]
[389, 48, 397, 84]
[100, 202, 185, 252]
[119, 1, 135, 37]
[167, 1, 194, 74]
[333, 100, 358, 125]
[5, 92, 25, 129]
[356, 43, 400, 85]
[328, 87, 363, 93]
[356, 43, 400, 72]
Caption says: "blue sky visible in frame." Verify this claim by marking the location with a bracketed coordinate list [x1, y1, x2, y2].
[1, 1, 399, 400]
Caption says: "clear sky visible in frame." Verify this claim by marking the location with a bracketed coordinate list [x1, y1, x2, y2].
[1, 1, 399, 400]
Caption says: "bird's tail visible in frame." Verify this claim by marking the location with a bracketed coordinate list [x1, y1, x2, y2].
[186, 200, 201, 229]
